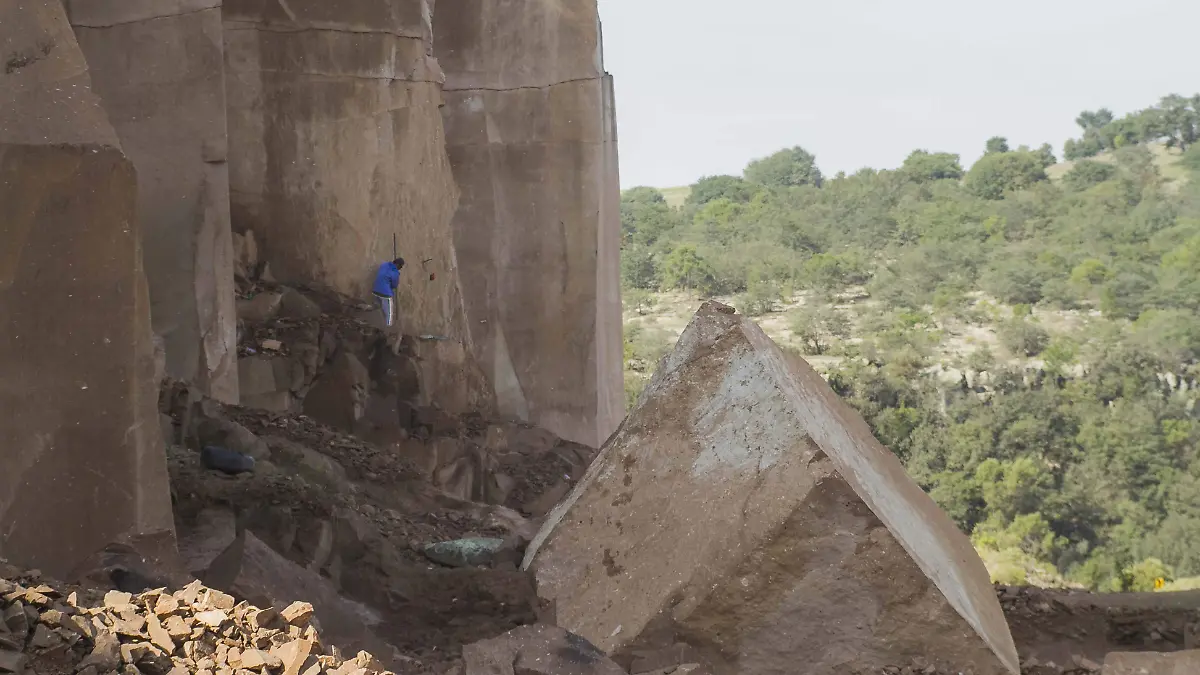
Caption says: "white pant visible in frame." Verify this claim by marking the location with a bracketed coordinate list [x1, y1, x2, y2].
[374, 294, 394, 327]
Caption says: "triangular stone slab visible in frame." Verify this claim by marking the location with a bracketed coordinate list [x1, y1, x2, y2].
[523, 301, 1019, 675]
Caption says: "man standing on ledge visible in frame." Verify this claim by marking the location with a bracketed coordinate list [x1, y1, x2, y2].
[372, 257, 405, 327]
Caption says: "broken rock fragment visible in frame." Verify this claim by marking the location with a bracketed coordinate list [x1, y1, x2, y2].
[523, 301, 1020, 675]
[280, 602, 314, 628]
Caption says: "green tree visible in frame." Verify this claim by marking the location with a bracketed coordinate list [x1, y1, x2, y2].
[1099, 273, 1152, 319]
[1069, 259, 1112, 287]
[660, 245, 718, 294]
[999, 318, 1050, 357]
[1035, 143, 1057, 168]
[686, 175, 757, 207]
[1131, 309, 1200, 368]
[1063, 109, 1114, 160]
[1063, 160, 1118, 192]
[986, 136, 1011, 154]
[790, 305, 851, 355]
[621, 187, 681, 245]
[739, 277, 784, 316]
[622, 186, 666, 205]
[981, 257, 1046, 304]
[900, 150, 964, 182]
[744, 146, 824, 188]
[966, 150, 1049, 200]
[1156, 94, 1199, 150]
[1123, 558, 1174, 592]
[620, 244, 658, 290]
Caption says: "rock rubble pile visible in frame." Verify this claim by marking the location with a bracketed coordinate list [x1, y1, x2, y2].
[0, 564, 392, 675]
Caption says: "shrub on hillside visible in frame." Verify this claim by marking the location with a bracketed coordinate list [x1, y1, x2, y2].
[1063, 160, 1118, 192]
[999, 318, 1050, 357]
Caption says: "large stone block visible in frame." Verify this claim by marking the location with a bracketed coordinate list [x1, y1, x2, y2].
[222, 0, 473, 348]
[66, 0, 240, 403]
[435, 0, 623, 448]
[0, 0, 174, 577]
[1103, 650, 1200, 674]
[523, 302, 1019, 675]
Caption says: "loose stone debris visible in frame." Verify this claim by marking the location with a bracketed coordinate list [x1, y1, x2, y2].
[0, 563, 389, 675]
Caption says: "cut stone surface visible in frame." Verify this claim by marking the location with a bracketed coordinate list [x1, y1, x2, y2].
[435, 0, 623, 447]
[523, 301, 1019, 675]
[1102, 650, 1200, 674]
[67, 0, 239, 404]
[222, 0, 474, 349]
[0, 0, 175, 578]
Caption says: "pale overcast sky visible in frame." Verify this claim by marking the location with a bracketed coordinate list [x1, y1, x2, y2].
[598, 0, 1200, 189]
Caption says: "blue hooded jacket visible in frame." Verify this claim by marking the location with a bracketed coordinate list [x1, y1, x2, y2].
[372, 261, 400, 297]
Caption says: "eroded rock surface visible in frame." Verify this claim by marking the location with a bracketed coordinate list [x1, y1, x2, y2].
[67, 0, 240, 403]
[0, 0, 174, 578]
[1102, 650, 1200, 674]
[435, 0, 623, 447]
[523, 301, 1019, 675]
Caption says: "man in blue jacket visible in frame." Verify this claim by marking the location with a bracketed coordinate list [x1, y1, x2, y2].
[372, 257, 405, 327]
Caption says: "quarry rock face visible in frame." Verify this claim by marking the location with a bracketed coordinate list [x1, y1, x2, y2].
[435, 0, 624, 448]
[66, 0, 240, 404]
[523, 302, 1020, 675]
[222, 0, 473, 347]
[0, 0, 174, 577]
[1103, 650, 1200, 674]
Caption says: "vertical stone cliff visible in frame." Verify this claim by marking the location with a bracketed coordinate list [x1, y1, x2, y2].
[435, 0, 624, 447]
[0, 0, 175, 577]
[222, 0, 473, 343]
[66, 0, 240, 404]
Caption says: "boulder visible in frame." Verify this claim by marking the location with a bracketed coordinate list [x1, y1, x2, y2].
[1103, 650, 1200, 674]
[423, 538, 507, 568]
[237, 291, 283, 323]
[303, 352, 371, 432]
[0, 0, 174, 577]
[278, 287, 322, 319]
[523, 302, 1019, 675]
[456, 625, 625, 675]
[192, 408, 271, 461]
[435, 0, 623, 447]
[239, 355, 281, 397]
[263, 436, 351, 493]
[67, 0, 239, 404]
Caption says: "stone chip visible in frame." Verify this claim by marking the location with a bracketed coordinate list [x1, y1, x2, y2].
[279, 603, 313, 628]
